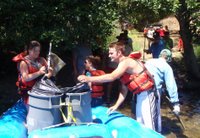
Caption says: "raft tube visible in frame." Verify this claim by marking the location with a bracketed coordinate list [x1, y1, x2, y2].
[29, 124, 112, 138]
[0, 100, 164, 138]
[0, 99, 27, 138]
[92, 106, 164, 138]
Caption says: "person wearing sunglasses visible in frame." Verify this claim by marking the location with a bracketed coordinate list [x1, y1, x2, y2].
[84, 55, 105, 107]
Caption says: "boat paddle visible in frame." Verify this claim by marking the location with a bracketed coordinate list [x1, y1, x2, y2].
[162, 93, 186, 130]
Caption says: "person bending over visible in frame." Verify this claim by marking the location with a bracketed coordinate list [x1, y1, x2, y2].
[78, 42, 158, 131]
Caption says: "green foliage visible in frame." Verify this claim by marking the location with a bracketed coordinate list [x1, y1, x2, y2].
[129, 30, 143, 51]
[194, 44, 200, 59]
[0, 0, 199, 54]
[118, 0, 199, 38]
[118, 0, 174, 31]
[175, 0, 199, 43]
[0, 0, 119, 52]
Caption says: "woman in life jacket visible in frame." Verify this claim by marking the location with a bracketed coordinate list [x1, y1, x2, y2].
[84, 55, 105, 107]
[12, 40, 53, 105]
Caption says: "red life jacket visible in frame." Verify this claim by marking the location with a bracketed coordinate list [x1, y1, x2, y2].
[158, 28, 165, 37]
[120, 62, 154, 94]
[89, 70, 105, 98]
[128, 51, 142, 59]
[12, 52, 46, 91]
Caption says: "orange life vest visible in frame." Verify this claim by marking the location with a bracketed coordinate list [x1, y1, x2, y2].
[128, 51, 142, 59]
[120, 62, 154, 94]
[89, 70, 105, 98]
[12, 52, 46, 91]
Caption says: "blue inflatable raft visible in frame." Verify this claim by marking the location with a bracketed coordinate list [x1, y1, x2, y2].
[0, 100, 164, 138]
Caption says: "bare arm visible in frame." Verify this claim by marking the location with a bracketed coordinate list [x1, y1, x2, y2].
[20, 61, 46, 82]
[107, 84, 128, 114]
[78, 59, 128, 83]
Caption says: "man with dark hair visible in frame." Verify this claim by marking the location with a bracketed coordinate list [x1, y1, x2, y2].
[144, 31, 165, 58]
[116, 30, 133, 56]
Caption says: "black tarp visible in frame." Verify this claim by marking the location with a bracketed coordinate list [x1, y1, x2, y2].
[30, 78, 90, 95]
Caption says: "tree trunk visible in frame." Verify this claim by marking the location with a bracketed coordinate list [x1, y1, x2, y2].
[176, 0, 200, 80]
